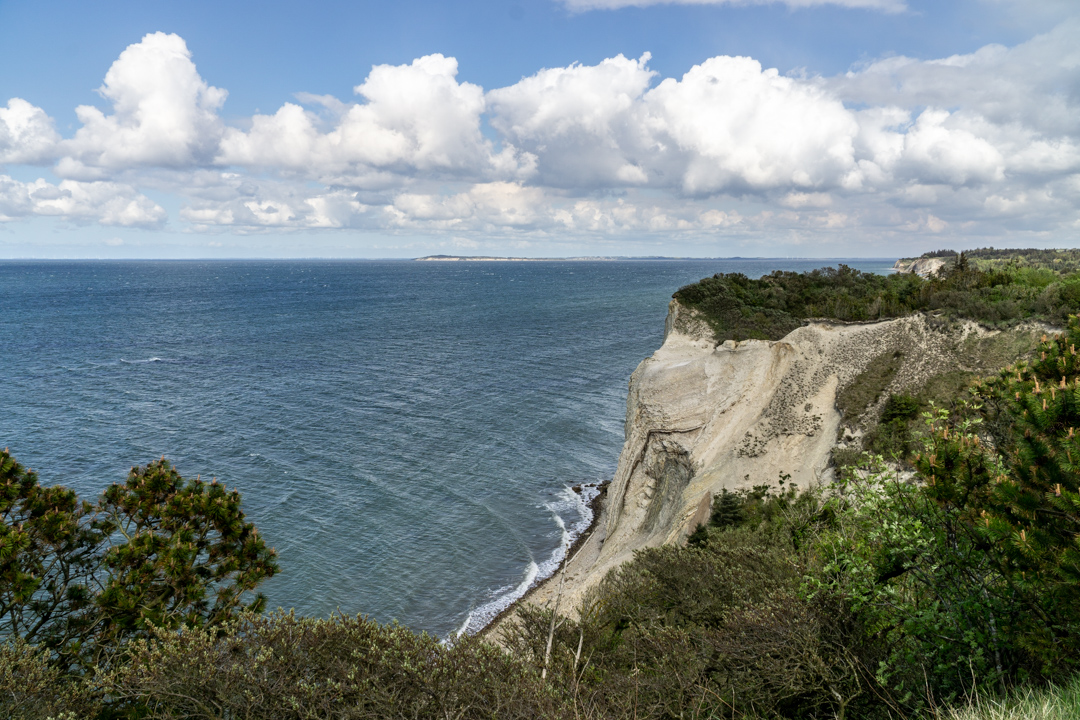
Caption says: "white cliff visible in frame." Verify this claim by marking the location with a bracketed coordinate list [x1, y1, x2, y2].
[493, 301, 1046, 623]
[893, 256, 951, 277]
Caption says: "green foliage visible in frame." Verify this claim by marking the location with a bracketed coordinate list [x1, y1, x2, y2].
[813, 454, 1020, 709]
[859, 393, 922, 459]
[673, 254, 1080, 342]
[943, 673, 1080, 720]
[962, 248, 1080, 277]
[915, 317, 1080, 672]
[880, 394, 920, 425]
[0, 450, 278, 670]
[111, 611, 566, 720]
[710, 487, 746, 528]
[811, 318, 1080, 709]
[92, 459, 278, 660]
[904, 248, 1080, 276]
[506, 488, 884, 720]
[0, 638, 100, 719]
[0, 452, 98, 665]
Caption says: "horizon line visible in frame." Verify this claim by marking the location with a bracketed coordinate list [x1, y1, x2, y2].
[0, 255, 902, 262]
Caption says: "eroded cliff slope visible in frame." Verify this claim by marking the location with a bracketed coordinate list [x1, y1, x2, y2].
[504, 301, 1047, 618]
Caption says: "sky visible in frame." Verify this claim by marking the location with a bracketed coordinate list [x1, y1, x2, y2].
[0, 0, 1078, 258]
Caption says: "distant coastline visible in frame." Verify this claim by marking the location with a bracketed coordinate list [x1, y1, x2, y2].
[413, 255, 897, 262]
[414, 254, 686, 262]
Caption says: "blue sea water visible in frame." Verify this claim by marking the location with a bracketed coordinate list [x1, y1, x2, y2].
[0, 258, 894, 637]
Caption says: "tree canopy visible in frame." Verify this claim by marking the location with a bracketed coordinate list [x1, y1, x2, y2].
[0, 452, 278, 670]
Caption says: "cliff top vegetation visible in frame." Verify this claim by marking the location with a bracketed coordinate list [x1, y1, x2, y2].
[905, 247, 1080, 275]
[672, 250, 1080, 342]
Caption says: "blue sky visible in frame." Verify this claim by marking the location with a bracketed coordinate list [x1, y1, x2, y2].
[0, 0, 1077, 258]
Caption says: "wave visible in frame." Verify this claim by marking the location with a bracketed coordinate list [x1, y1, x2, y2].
[119, 357, 165, 364]
[454, 482, 602, 638]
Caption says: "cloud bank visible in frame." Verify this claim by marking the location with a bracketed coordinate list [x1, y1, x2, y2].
[2, 24, 1080, 250]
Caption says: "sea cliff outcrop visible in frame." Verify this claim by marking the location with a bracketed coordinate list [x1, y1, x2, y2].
[893, 256, 951, 277]
[494, 301, 1047, 622]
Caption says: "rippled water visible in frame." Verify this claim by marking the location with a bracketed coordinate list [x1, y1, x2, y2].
[0, 258, 893, 636]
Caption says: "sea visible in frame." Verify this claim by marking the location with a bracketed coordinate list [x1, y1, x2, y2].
[0, 258, 894, 637]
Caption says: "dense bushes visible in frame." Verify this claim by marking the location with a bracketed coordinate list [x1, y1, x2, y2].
[919, 319, 1080, 673]
[503, 487, 885, 720]
[0, 611, 569, 719]
[673, 251, 1080, 342]
[0, 639, 101, 719]
[113, 612, 567, 719]
[7, 416, 1078, 718]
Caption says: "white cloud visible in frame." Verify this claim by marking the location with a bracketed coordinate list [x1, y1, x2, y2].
[218, 54, 534, 184]
[388, 182, 545, 229]
[895, 109, 1005, 186]
[643, 56, 860, 194]
[830, 20, 1080, 136]
[0, 98, 59, 164]
[781, 192, 833, 208]
[487, 54, 656, 188]
[59, 32, 226, 177]
[0, 175, 165, 227]
[561, 0, 905, 12]
[489, 54, 861, 194]
[180, 177, 369, 231]
[2, 20, 1080, 246]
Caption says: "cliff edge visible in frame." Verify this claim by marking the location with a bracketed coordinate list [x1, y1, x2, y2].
[489, 301, 1047, 628]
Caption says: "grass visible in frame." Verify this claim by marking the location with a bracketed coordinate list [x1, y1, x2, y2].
[940, 676, 1080, 720]
[835, 349, 904, 422]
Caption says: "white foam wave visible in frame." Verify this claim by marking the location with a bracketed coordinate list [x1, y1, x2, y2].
[454, 482, 602, 638]
[455, 559, 539, 638]
[119, 357, 165, 364]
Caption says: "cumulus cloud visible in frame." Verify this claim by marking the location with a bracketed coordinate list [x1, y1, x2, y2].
[179, 175, 370, 231]
[561, 0, 905, 12]
[2, 20, 1079, 245]
[831, 19, 1080, 135]
[489, 54, 862, 194]
[487, 54, 656, 188]
[218, 54, 534, 184]
[58, 32, 226, 178]
[644, 56, 860, 194]
[388, 182, 546, 229]
[0, 99, 60, 164]
[0, 175, 165, 227]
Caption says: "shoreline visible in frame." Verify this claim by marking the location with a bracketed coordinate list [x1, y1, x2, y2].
[477, 481, 609, 640]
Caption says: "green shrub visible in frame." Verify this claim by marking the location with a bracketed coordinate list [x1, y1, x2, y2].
[673, 253, 1080, 343]
[813, 454, 1021, 710]
[113, 611, 567, 719]
[917, 317, 1080, 674]
[506, 488, 886, 719]
[0, 639, 100, 719]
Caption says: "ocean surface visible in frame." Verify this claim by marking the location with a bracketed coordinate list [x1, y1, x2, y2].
[0, 258, 894, 637]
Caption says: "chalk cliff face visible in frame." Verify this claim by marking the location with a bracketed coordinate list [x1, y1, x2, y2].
[513, 301, 1046, 616]
[893, 256, 950, 277]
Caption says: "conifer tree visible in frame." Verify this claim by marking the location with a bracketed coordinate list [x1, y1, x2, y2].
[0, 451, 278, 669]
[916, 316, 1080, 669]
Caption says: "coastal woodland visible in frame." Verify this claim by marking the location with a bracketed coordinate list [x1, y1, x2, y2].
[5, 249, 1080, 719]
